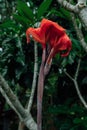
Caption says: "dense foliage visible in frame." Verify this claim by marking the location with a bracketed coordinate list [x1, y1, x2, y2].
[0, 0, 87, 130]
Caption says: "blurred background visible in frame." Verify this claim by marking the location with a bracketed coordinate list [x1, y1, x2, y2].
[0, 0, 87, 130]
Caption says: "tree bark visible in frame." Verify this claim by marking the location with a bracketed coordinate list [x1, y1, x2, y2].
[0, 74, 37, 130]
[57, 0, 87, 30]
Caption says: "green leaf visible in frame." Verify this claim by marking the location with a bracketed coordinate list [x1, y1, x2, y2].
[72, 38, 81, 51]
[61, 58, 67, 67]
[73, 118, 82, 124]
[37, 0, 52, 19]
[60, 8, 71, 20]
[47, 9, 65, 18]
[0, 20, 16, 28]
[68, 54, 74, 64]
[17, 0, 34, 21]
[13, 14, 30, 27]
[48, 73, 58, 87]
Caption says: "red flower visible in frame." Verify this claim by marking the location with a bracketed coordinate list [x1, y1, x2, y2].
[26, 18, 72, 58]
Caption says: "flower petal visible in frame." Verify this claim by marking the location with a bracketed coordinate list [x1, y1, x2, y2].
[26, 18, 72, 58]
[26, 27, 46, 48]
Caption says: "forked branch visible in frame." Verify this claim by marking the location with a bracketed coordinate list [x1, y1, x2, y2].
[64, 58, 87, 109]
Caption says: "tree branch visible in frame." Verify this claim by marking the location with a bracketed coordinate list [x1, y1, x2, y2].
[18, 42, 38, 130]
[57, 0, 87, 30]
[73, 80, 87, 108]
[0, 87, 22, 120]
[63, 59, 87, 109]
[74, 58, 81, 80]
[57, 0, 79, 13]
[0, 74, 37, 130]
[64, 70, 74, 81]
[0, 74, 26, 118]
[70, 12, 87, 52]
[77, 0, 86, 8]
[27, 42, 38, 112]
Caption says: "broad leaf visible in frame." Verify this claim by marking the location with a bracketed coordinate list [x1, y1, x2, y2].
[13, 14, 30, 27]
[17, 0, 34, 21]
[0, 20, 16, 28]
[37, 0, 52, 19]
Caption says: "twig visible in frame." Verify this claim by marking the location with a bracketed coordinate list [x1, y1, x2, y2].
[73, 80, 87, 108]
[18, 39, 38, 130]
[27, 42, 38, 112]
[63, 59, 87, 109]
[74, 58, 81, 80]
[64, 70, 74, 81]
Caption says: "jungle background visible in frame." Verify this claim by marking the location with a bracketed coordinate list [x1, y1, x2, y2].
[0, 0, 87, 130]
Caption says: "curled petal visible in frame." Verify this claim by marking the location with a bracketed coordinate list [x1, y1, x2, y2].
[26, 27, 46, 48]
[52, 34, 72, 57]
[26, 18, 72, 57]
[40, 19, 65, 34]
